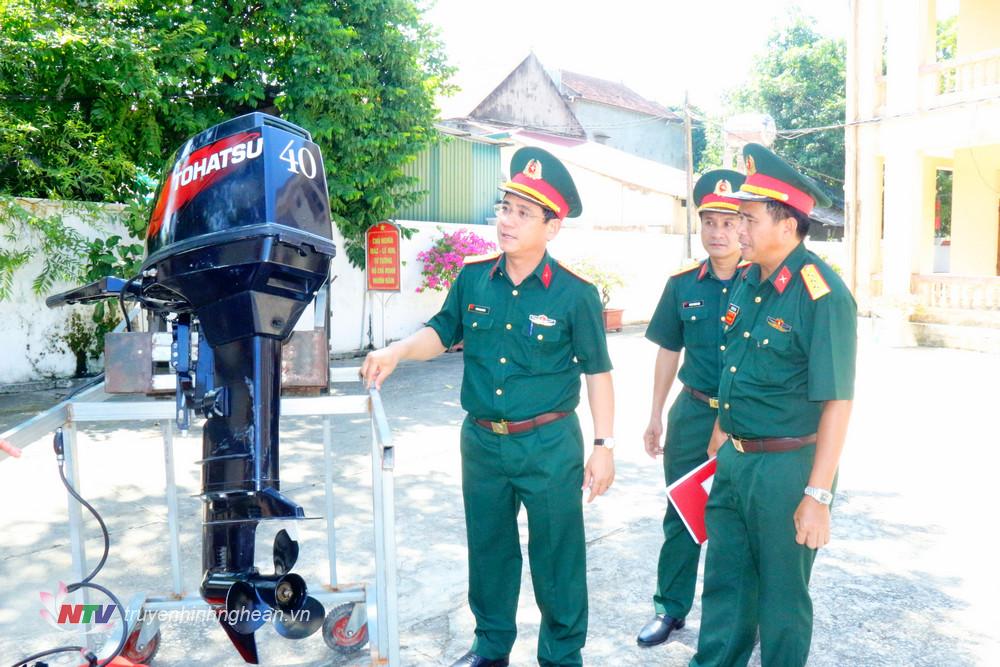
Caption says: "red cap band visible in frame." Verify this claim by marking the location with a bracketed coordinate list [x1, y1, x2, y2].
[506, 172, 571, 220]
[741, 173, 815, 215]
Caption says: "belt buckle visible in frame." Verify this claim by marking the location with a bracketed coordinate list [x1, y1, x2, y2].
[731, 436, 744, 453]
[491, 420, 509, 435]
[709, 397, 719, 409]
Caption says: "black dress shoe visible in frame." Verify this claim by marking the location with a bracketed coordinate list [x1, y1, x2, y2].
[449, 651, 510, 667]
[636, 614, 685, 647]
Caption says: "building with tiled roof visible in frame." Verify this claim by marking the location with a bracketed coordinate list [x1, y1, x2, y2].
[467, 53, 685, 169]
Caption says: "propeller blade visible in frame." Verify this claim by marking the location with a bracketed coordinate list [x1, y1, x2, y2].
[273, 595, 325, 639]
[272, 528, 299, 575]
[224, 580, 267, 634]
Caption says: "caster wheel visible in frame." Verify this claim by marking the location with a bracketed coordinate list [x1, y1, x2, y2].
[121, 627, 161, 664]
[322, 603, 368, 655]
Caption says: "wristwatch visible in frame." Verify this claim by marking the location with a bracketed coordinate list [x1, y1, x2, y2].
[803, 486, 833, 505]
[594, 438, 616, 451]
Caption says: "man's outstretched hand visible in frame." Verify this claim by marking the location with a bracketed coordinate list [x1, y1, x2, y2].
[360, 345, 401, 390]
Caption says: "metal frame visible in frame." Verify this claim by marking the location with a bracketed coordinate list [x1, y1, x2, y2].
[0, 370, 400, 665]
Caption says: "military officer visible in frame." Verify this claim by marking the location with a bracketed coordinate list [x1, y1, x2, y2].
[636, 169, 746, 647]
[690, 143, 857, 667]
[361, 147, 615, 667]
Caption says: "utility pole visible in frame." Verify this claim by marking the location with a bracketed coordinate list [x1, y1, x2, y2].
[683, 90, 695, 260]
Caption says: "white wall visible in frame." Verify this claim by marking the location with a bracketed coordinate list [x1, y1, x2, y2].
[0, 200, 127, 384]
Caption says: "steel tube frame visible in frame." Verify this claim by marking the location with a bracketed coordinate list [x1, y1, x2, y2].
[0, 376, 399, 665]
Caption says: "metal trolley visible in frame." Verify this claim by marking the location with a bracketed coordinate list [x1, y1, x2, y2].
[0, 372, 400, 666]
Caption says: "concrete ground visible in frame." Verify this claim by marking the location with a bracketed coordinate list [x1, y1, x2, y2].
[1, 323, 999, 666]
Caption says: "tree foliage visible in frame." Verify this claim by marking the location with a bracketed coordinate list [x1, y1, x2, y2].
[727, 11, 845, 200]
[0, 0, 453, 293]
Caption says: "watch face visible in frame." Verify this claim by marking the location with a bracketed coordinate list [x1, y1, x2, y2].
[806, 487, 832, 504]
[596, 438, 615, 450]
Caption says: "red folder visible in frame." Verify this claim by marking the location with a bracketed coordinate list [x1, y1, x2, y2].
[666, 457, 717, 544]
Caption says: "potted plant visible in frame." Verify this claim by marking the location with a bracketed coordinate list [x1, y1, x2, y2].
[569, 260, 625, 332]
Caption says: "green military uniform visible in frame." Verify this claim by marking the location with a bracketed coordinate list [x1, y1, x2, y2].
[643, 169, 745, 627]
[691, 145, 857, 667]
[428, 253, 611, 667]
[427, 147, 612, 667]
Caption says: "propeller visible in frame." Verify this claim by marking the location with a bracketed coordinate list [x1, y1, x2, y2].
[220, 528, 325, 640]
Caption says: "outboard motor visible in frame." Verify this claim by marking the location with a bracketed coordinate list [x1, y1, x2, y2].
[47, 113, 336, 662]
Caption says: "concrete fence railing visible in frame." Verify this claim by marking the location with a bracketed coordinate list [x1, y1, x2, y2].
[921, 47, 1000, 102]
[910, 273, 1000, 311]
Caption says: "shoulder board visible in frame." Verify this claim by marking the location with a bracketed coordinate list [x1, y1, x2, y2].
[671, 261, 701, 277]
[800, 264, 831, 300]
[556, 261, 593, 284]
[463, 252, 501, 265]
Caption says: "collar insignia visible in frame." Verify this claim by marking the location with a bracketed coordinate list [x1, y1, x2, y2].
[774, 266, 792, 294]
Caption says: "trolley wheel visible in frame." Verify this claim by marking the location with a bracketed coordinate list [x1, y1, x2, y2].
[322, 603, 368, 654]
[120, 626, 161, 664]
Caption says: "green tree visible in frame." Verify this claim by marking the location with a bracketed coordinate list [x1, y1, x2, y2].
[0, 0, 452, 286]
[146, 0, 454, 266]
[728, 11, 845, 200]
[1, 0, 451, 368]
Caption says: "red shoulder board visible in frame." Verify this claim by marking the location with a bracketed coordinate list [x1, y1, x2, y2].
[463, 251, 501, 265]
[557, 261, 593, 284]
[800, 264, 831, 300]
[671, 261, 701, 277]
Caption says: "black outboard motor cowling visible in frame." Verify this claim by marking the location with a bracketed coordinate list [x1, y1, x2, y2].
[146, 113, 334, 661]
[47, 113, 336, 662]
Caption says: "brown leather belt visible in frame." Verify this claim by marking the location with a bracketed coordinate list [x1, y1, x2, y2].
[473, 411, 570, 435]
[729, 433, 817, 454]
[682, 385, 719, 409]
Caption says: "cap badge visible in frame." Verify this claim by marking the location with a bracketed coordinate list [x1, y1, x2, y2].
[523, 159, 543, 180]
[714, 179, 732, 195]
[745, 155, 757, 176]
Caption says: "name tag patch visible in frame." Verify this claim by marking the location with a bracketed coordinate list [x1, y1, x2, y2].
[467, 304, 490, 314]
[767, 316, 792, 333]
[529, 314, 557, 327]
[682, 300, 704, 309]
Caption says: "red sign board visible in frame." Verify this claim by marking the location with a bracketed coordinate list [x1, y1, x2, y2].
[365, 221, 401, 292]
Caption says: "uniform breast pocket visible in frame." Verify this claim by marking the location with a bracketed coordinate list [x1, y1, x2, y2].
[679, 306, 713, 348]
[748, 323, 796, 384]
[521, 322, 567, 373]
[462, 312, 494, 359]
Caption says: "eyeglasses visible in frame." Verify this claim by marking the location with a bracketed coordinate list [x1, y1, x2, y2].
[494, 202, 545, 223]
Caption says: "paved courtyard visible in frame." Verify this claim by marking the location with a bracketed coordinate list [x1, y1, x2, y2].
[1, 322, 998, 665]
